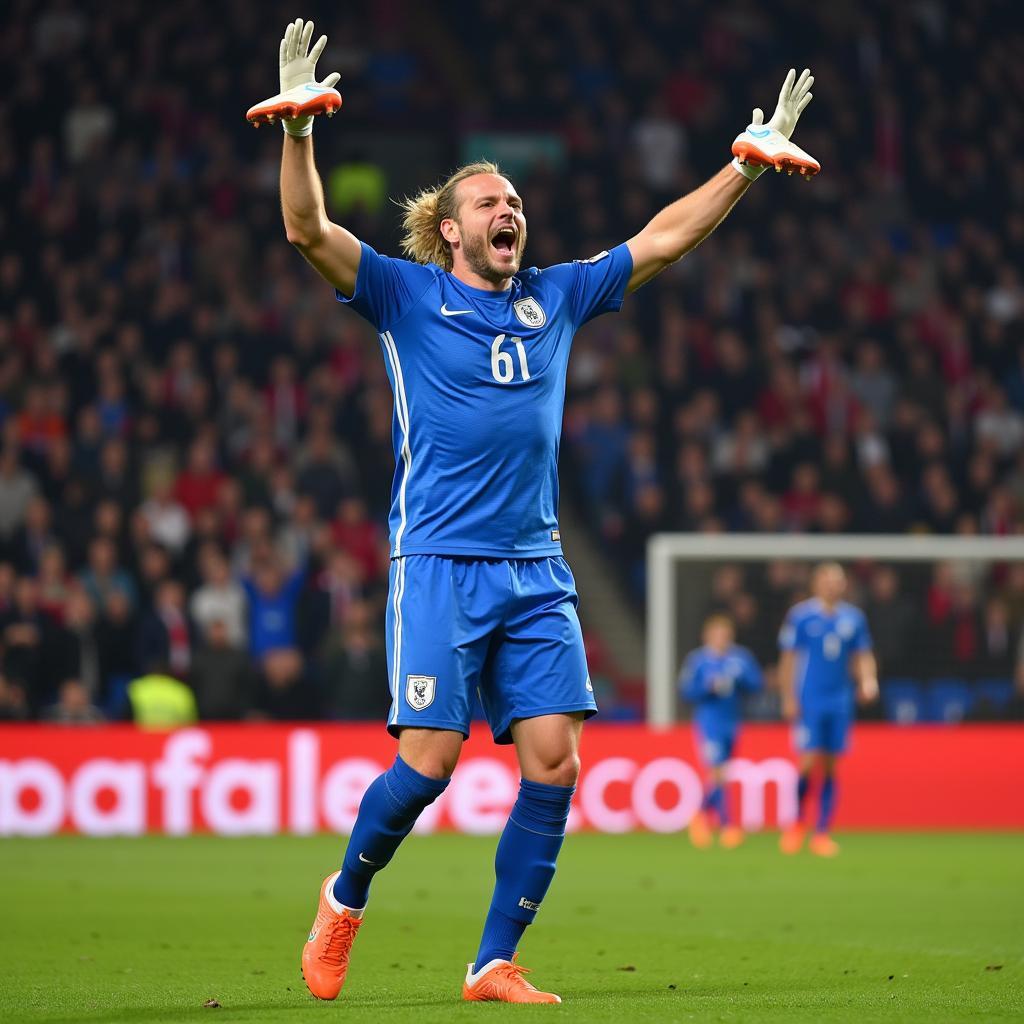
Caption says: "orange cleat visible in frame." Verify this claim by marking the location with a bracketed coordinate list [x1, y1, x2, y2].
[300, 872, 364, 1000]
[731, 125, 820, 178]
[809, 832, 840, 857]
[462, 954, 561, 1004]
[779, 823, 806, 855]
[688, 810, 714, 849]
[246, 83, 342, 127]
[719, 825, 745, 849]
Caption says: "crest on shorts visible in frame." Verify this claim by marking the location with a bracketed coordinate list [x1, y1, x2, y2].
[406, 674, 436, 711]
[513, 297, 546, 329]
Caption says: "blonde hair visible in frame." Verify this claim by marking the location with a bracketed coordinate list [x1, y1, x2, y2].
[399, 161, 502, 270]
[703, 613, 734, 635]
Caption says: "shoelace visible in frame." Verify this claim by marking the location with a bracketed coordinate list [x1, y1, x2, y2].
[494, 955, 535, 988]
[318, 916, 358, 967]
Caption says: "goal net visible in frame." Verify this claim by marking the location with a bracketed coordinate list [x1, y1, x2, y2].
[646, 534, 1024, 727]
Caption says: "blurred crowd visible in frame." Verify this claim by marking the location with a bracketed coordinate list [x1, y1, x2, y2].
[1, 0, 1021, 722]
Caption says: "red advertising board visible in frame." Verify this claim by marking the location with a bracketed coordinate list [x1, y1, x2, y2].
[1, 724, 1021, 836]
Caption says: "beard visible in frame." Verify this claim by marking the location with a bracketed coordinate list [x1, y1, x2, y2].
[460, 226, 527, 285]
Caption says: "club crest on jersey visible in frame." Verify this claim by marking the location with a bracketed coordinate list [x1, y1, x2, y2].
[406, 674, 436, 711]
[513, 297, 546, 329]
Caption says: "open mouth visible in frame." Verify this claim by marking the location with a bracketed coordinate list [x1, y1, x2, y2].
[490, 226, 517, 258]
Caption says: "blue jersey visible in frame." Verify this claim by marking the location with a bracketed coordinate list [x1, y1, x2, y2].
[337, 242, 633, 558]
[679, 644, 762, 730]
[778, 599, 872, 710]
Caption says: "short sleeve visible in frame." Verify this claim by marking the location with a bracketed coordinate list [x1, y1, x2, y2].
[778, 611, 799, 651]
[335, 242, 436, 330]
[539, 243, 633, 327]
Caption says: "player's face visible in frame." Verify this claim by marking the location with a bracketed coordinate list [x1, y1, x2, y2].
[814, 566, 846, 604]
[704, 621, 733, 652]
[450, 174, 527, 284]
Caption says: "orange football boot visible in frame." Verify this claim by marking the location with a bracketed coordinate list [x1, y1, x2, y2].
[779, 823, 806, 855]
[300, 872, 364, 1000]
[809, 832, 840, 857]
[246, 83, 342, 127]
[688, 810, 714, 849]
[462, 954, 561, 1004]
[719, 825, 745, 849]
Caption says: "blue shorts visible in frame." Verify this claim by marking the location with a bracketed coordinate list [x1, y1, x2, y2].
[384, 555, 597, 744]
[694, 723, 736, 767]
[794, 707, 851, 754]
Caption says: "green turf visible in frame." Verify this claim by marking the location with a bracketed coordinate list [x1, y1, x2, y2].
[1, 832, 1021, 1023]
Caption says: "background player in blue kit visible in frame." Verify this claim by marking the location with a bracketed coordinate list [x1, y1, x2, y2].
[680, 614, 762, 849]
[777, 563, 879, 857]
[254, 16, 818, 1004]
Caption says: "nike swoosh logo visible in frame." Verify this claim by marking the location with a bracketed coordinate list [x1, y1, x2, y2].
[307, 926, 320, 942]
[303, 83, 328, 94]
[440, 304, 473, 316]
[358, 853, 380, 865]
[747, 127, 772, 138]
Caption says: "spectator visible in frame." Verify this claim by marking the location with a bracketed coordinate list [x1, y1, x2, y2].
[975, 384, 1024, 458]
[975, 598, 1014, 680]
[126, 668, 198, 728]
[191, 618, 255, 720]
[139, 473, 190, 555]
[253, 647, 317, 720]
[55, 588, 103, 700]
[849, 342, 898, 429]
[95, 589, 140, 706]
[137, 580, 194, 680]
[43, 679, 105, 725]
[8, 495, 57, 575]
[0, 447, 38, 542]
[320, 599, 390, 720]
[330, 497, 384, 584]
[174, 437, 226, 522]
[1, 576, 60, 710]
[242, 553, 307, 659]
[295, 422, 357, 520]
[0, 674, 30, 721]
[190, 546, 247, 648]
[864, 566, 918, 679]
[37, 543, 71, 621]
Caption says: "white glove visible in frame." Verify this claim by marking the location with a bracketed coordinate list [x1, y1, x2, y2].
[732, 68, 814, 181]
[757, 67, 814, 140]
[279, 18, 341, 137]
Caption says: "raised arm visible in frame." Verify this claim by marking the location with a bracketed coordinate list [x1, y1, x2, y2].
[625, 68, 816, 294]
[281, 135, 361, 297]
[248, 19, 361, 297]
[625, 168, 750, 293]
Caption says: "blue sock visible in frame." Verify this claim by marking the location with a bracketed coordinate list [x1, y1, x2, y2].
[332, 755, 449, 909]
[797, 774, 811, 821]
[703, 785, 728, 826]
[817, 775, 836, 833]
[474, 778, 574, 970]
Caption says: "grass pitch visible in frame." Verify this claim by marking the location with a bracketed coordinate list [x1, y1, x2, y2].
[1, 832, 1020, 1023]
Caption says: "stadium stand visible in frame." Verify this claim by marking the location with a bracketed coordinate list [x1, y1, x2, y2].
[1, 0, 1022, 721]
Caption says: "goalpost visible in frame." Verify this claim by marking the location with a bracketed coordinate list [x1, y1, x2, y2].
[646, 533, 1024, 727]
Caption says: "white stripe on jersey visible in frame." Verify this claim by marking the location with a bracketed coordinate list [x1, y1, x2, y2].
[389, 556, 406, 727]
[380, 331, 412, 556]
